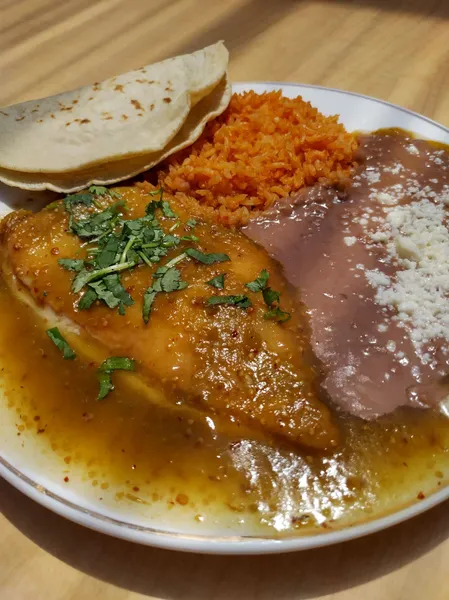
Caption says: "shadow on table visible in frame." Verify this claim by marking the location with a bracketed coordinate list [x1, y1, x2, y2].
[170, 0, 449, 60]
[319, 0, 449, 17]
[1, 478, 449, 599]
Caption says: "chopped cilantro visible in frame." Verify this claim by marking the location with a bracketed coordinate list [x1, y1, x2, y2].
[96, 235, 120, 268]
[88, 280, 121, 309]
[161, 201, 177, 219]
[169, 221, 181, 232]
[89, 185, 122, 199]
[206, 295, 252, 309]
[148, 187, 164, 201]
[78, 288, 98, 310]
[89, 185, 109, 196]
[264, 306, 291, 322]
[142, 263, 188, 323]
[58, 258, 84, 272]
[98, 371, 114, 400]
[64, 192, 94, 212]
[244, 269, 290, 322]
[85, 274, 134, 311]
[161, 234, 180, 248]
[97, 356, 135, 400]
[145, 189, 177, 219]
[69, 200, 124, 239]
[45, 200, 61, 210]
[185, 218, 197, 229]
[100, 356, 135, 372]
[246, 269, 269, 293]
[207, 274, 225, 289]
[72, 260, 136, 294]
[142, 287, 158, 324]
[154, 266, 188, 293]
[102, 274, 134, 310]
[164, 252, 188, 269]
[181, 234, 199, 242]
[60, 189, 190, 320]
[46, 327, 76, 360]
[185, 248, 230, 265]
[262, 287, 281, 307]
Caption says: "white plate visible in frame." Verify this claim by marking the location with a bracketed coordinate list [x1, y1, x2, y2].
[1, 83, 449, 555]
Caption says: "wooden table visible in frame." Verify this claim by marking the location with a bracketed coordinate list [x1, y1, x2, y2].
[1, 0, 449, 598]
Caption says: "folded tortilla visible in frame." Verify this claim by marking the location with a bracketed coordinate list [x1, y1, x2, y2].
[0, 42, 230, 192]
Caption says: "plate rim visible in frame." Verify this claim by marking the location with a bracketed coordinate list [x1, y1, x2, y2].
[1, 81, 449, 555]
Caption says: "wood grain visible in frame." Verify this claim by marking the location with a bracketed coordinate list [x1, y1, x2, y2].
[1, 0, 449, 598]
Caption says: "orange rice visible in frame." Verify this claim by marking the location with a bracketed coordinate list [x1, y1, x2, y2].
[158, 91, 358, 227]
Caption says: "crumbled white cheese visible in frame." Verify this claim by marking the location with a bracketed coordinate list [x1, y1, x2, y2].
[374, 192, 397, 206]
[344, 236, 357, 246]
[365, 269, 391, 288]
[365, 170, 381, 184]
[394, 235, 420, 261]
[371, 231, 389, 243]
[384, 163, 404, 175]
[406, 144, 420, 156]
[386, 340, 396, 353]
[365, 198, 449, 357]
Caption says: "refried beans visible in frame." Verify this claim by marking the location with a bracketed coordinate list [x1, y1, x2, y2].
[244, 130, 449, 419]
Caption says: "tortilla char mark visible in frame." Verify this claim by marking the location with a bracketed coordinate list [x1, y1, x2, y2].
[0, 185, 339, 450]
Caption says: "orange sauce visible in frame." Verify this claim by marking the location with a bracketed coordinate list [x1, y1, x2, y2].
[1, 280, 449, 535]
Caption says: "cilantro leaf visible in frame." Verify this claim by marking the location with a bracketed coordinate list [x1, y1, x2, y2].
[206, 295, 252, 309]
[255, 283, 290, 323]
[122, 216, 153, 237]
[96, 235, 120, 268]
[69, 200, 124, 239]
[207, 274, 225, 289]
[58, 258, 84, 272]
[180, 234, 199, 242]
[46, 327, 76, 360]
[161, 201, 177, 219]
[99, 356, 135, 373]
[89, 185, 122, 199]
[148, 187, 164, 201]
[145, 196, 177, 219]
[262, 287, 281, 307]
[154, 266, 188, 293]
[96, 356, 135, 400]
[185, 248, 230, 265]
[45, 200, 62, 210]
[88, 186, 109, 196]
[145, 202, 158, 217]
[83, 275, 134, 312]
[264, 307, 291, 323]
[185, 219, 197, 229]
[72, 269, 93, 294]
[162, 234, 180, 248]
[145, 187, 164, 215]
[64, 192, 94, 212]
[246, 269, 269, 293]
[88, 280, 121, 309]
[142, 287, 158, 324]
[78, 288, 98, 310]
[142, 265, 187, 323]
[102, 274, 134, 309]
[98, 372, 113, 401]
